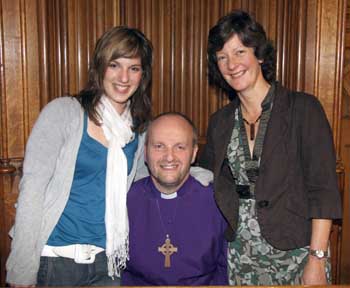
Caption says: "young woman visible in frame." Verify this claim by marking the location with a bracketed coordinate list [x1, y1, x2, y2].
[6, 26, 152, 287]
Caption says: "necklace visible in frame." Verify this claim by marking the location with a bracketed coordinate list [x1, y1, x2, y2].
[156, 198, 179, 268]
[242, 112, 262, 141]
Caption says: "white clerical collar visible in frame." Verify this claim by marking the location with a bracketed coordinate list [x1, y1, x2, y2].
[160, 191, 178, 199]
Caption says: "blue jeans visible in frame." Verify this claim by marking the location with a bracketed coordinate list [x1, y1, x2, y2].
[37, 252, 121, 286]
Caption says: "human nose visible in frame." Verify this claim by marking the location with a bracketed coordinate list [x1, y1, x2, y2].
[118, 67, 129, 83]
[226, 54, 238, 70]
[164, 148, 175, 161]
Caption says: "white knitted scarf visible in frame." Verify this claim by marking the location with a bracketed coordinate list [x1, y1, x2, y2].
[98, 95, 134, 278]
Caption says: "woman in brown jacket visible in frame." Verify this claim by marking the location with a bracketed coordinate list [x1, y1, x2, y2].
[199, 10, 342, 285]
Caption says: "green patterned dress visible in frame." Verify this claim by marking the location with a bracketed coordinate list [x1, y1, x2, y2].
[226, 86, 331, 285]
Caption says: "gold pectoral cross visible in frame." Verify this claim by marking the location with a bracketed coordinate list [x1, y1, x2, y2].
[158, 235, 178, 268]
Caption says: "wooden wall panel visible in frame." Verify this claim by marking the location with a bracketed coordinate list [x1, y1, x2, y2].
[340, 0, 350, 283]
[0, 163, 20, 287]
[1, 0, 41, 159]
[47, 0, 121, 100]
[172, 0, 222, 143]
[309, 0, 345, 153]
[122, 0, 225, 145]
[123, 0, 171, 114]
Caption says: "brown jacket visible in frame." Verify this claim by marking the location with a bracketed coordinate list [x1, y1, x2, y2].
[199, 84, 342, 250]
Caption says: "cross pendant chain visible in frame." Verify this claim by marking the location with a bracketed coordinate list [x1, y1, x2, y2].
[158, 234, 178, 268]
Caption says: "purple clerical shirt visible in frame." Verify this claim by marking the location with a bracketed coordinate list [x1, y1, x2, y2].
[122, 176, 228, 286]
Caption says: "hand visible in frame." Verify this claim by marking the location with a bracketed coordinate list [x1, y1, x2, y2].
[190, 166, 213, 186]
[10, 285, 35, 288]
[301, 257, 327, 285]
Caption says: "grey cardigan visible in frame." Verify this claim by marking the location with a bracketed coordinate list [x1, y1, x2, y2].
[6, 97, 147, 285]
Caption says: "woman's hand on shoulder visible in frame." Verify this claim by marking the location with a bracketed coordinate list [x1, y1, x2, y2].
[10, 285, 35, 288]
[190, 166, 213, 186]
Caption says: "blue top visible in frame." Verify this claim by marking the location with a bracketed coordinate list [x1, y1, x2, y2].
[47, 113, 138, 247]
[123, 176, 228, 286]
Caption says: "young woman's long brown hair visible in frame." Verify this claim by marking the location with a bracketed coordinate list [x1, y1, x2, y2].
[77, 26, 153, 133]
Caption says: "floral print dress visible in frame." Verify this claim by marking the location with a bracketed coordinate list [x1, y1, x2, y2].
[226, 87, 331, 285]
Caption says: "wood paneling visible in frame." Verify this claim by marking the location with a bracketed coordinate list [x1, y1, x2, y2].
[0, 159, 21, 286]
[312, 0, 345, 154]
[122, 0, 225, 146]
[1, 0, 41, 159]
[0, 0, 347, 285]
[340, 0, 350, 283]
[46, 0, 122, 100]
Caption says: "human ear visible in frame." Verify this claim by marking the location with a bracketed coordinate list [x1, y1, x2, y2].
[191, 145, 199, 164]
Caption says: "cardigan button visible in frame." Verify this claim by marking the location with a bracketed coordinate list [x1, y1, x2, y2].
[257, 200, 269, 208]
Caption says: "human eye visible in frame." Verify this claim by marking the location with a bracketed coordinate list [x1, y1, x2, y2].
[152, 143, 164, 150]
[236, 49, 246, 56]
[108, 61, 119, 68]
[216, 54, 227, 62]
[130, 66, 142, 73]
[176, 144, 186, 151]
